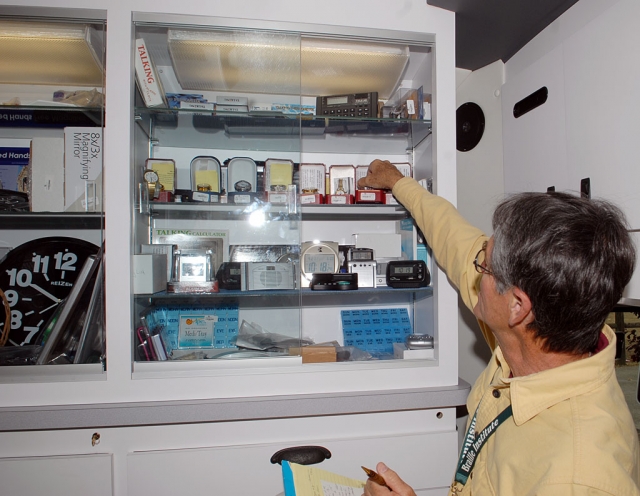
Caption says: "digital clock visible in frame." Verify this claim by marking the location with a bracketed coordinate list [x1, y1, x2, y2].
[386, 260, 430, 288]
[300, 241, 340, 287]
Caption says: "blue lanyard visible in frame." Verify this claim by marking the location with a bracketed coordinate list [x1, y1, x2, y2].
[451, 403, 513, 493]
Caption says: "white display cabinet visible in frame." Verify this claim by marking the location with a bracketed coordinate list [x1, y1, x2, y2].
[0, 7, 106, 381]
[0, 3, 464, 495]
[129, 12, 460, 396]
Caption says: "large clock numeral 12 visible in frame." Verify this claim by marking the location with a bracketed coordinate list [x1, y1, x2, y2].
[54, 251, 78, 272]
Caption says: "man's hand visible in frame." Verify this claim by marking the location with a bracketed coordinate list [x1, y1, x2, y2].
[362, 462, 417, 496]
[357, 160, 405, 191]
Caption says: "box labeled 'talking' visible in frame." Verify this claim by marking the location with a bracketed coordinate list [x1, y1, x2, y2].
[64, 127, 103, 212]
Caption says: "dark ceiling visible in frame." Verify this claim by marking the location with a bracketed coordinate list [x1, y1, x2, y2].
[426, 0, 580, 71]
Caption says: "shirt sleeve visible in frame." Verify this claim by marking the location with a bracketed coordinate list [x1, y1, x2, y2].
[392, 177, 496, 349]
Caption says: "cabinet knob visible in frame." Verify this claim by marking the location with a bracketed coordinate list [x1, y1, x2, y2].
[270, 445, 331, 466]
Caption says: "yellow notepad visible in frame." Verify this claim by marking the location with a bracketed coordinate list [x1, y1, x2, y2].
[282, 461, 366, 496]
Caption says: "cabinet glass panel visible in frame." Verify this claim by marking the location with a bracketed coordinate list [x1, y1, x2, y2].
[132, 17, 434, 373]
[0, 9, 106, 377]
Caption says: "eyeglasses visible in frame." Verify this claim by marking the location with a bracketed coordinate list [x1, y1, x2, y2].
[474, 240, 493, 276]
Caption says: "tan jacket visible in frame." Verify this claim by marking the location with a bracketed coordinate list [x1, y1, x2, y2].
[393, 177, 640, 495]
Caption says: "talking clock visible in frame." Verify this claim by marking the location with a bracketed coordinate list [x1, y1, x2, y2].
[0, 237, 99, 347]
[300, 241, 340, 287]
[386, 260, 430, 288]
[316, 92, 378, 117]
[216, 262, 242, 290]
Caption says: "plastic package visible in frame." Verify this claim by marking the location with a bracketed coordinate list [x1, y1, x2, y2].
[53, 88, 104, 107]
[235, 320, 313, 352]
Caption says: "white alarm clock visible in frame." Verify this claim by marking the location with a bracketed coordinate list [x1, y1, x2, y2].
[300, 241, 340, 288]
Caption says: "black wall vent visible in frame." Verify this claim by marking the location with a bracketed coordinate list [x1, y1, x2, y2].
[513, 86, 548, 118]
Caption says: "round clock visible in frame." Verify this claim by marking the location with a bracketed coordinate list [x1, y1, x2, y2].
[0, 237, 99, 347]
[300, 241, 340, 284]
[143, 169, 160, 198]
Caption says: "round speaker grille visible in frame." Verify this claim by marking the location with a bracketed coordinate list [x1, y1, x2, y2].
[456, 102, 485, 152]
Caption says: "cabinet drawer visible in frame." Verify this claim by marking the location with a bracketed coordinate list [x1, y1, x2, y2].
[128, 430, 457, 495]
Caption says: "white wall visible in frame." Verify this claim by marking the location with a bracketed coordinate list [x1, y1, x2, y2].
[455, 60, 504, 387]
[454, 61, 505, 446]
[502, 0, 640, 302]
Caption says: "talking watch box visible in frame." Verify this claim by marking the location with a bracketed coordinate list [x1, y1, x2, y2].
[326, 164, 355, 204]
[299, 163, 326, 205]
[265, 158, 294, 204]
[226, 157, 259, 204]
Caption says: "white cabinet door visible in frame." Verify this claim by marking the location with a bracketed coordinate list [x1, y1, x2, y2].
[0, 454, 112, 496]
[128, 431, 457, 495]
[502, 46, 569, 195]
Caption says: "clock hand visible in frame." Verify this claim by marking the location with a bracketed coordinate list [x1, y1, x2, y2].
[29, 283, 61, 304]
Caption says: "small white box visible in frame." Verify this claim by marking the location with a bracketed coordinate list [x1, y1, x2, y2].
[141, 244, 176, 281]
[133, 254, 167, 294]
[30, 137, 64, 212]
[64, 127, 103, 212]
[354, 233, 401, 259]
[393, 343, 435, 359]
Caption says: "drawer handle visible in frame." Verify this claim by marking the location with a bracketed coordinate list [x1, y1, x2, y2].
[270, 445, 332, 466]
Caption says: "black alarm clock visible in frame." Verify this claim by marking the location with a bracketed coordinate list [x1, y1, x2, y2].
[386, 260, 430, 288]
[0, 237, 99, 346]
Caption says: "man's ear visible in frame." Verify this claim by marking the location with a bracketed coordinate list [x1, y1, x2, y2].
[508, 287, 533, 327]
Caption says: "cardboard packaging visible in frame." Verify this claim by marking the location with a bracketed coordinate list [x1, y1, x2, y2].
[64, 127, 103, 212]
[133, 254, 168, 294]
[290, 345, 337, 363]
[134, 38, 167, 108]
[30, 137, 64, 212]
[299, 163, 325, 204]
[0, 139, 30, 194]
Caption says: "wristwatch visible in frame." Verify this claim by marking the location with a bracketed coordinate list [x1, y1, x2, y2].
[143, 169, 160, 198]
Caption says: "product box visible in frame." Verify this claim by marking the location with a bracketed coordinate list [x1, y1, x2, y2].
[134, 38, 167, 108]
[0, 139, 30, 194]
[299, 163, 325, 205]
[64, 127, 103, 212]
[30, 137, 64, 212]
[326, 164, 355, 204]
[133, 254, 168, 294]
[355, 189, 384, 204]
[146, 158, 176, 193]
[265, 158, 294, 204]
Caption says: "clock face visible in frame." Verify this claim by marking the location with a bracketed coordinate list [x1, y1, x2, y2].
[0, 237, 99, 347]
[143, 170, 159, 183]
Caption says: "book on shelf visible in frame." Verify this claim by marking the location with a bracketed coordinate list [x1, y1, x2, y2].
[134, 38, 167, 108]
[281, 461, 366, 496]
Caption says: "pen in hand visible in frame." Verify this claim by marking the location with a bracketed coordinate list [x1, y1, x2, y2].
[362, 466, 390, 489]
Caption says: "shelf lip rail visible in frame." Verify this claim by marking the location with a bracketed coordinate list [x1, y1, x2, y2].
[0, 380, 471, 431]
[132, 12, 435, 47]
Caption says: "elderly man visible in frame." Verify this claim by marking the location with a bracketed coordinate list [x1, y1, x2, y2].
[359, 160, 640, 496]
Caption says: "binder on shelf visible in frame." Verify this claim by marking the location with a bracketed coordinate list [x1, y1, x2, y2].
[36, 253, 101, 365]
[74, 260, 105, 364]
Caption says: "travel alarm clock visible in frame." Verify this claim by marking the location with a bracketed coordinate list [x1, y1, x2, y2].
[386, 260, 430, 288]
[300, 241, 340, 287]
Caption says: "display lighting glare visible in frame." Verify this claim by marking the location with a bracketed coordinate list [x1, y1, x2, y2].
[0, 20, 104, 86]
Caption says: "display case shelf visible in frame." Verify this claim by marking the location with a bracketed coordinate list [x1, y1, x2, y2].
[135, 108, 432, 153]
[0, 213, 103, 229]
[0, 105, 103, 128]
[147, 202, 409, 221]
[137, 286, 432, 302]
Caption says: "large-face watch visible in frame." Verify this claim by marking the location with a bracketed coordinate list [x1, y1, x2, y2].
[143, 170, 160, 198]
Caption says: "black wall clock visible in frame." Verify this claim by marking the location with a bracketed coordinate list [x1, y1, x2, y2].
[0, 237, 99, 347]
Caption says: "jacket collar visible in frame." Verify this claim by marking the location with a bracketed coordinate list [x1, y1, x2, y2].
[491, 326, 616, 426]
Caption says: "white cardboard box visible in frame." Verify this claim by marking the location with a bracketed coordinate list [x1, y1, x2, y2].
[64, 127, 103, 212]
[135, 38, 167, 108]
[30, 137, 64, 212]
[133, 254, 168, 294]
